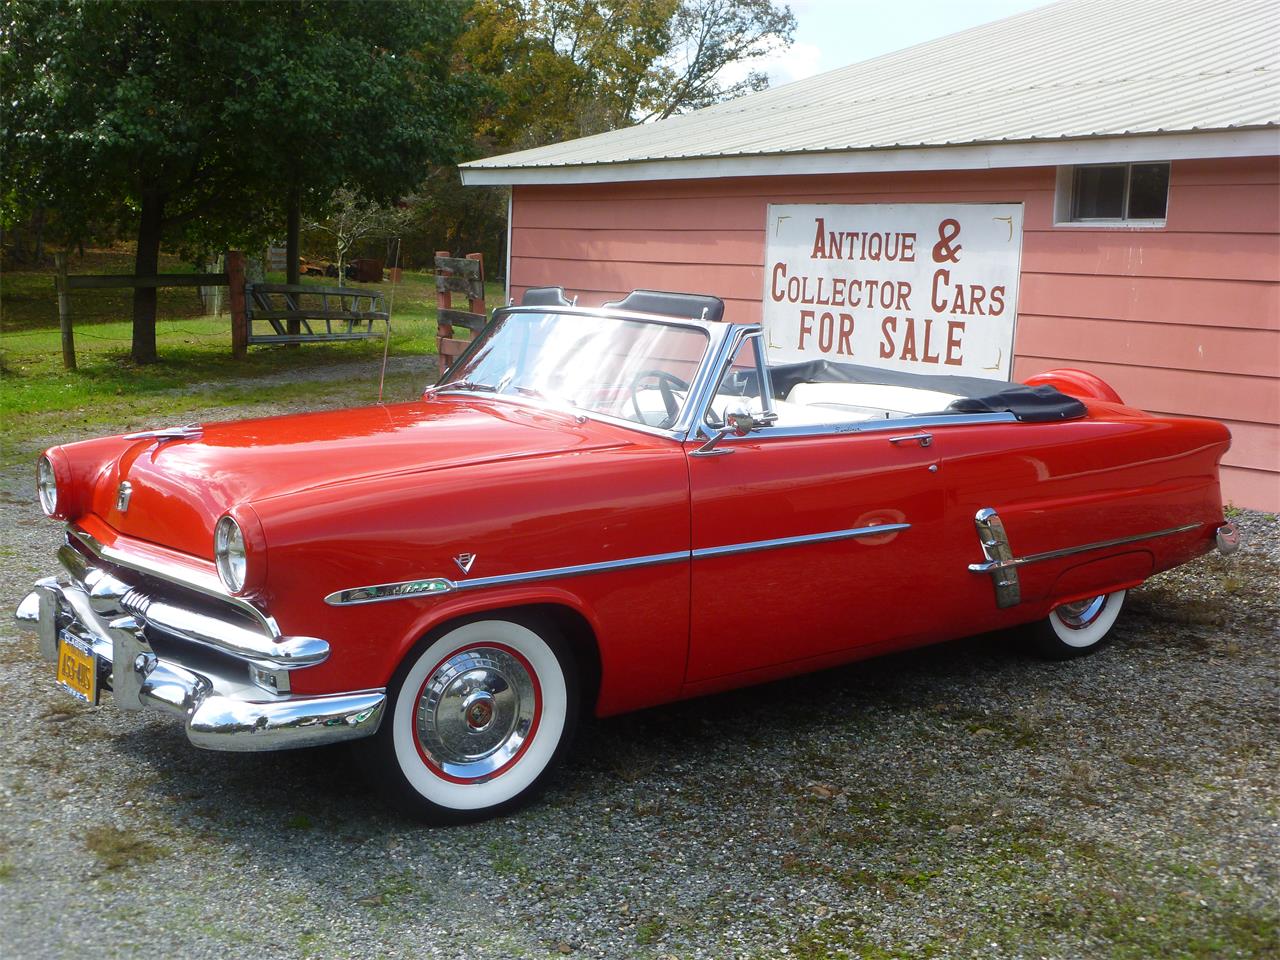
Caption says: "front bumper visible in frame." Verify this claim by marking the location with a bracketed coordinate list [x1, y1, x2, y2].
[14, 539, 385, 752]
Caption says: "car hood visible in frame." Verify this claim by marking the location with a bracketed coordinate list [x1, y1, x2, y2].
[89, 398, 632, 558]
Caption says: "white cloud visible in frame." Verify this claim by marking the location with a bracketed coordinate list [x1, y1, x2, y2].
[716, 40, 825, 92]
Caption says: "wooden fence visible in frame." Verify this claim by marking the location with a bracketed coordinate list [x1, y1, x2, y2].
[53, 252, 229, 370]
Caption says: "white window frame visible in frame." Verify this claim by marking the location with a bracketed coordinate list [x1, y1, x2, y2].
[1053, 162, 1170, 229]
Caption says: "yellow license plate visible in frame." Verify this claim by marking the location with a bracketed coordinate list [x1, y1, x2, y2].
[56, 633, 97, 704]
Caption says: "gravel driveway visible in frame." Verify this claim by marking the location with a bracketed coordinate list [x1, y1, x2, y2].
[1, 373, 1276, 959]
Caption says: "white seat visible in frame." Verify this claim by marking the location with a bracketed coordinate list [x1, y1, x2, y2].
[786, 381, 961, 418]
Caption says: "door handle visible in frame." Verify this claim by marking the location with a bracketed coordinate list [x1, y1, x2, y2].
[888, 432, 933, 448]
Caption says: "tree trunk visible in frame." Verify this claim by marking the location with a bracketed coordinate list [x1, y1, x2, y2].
[131, 190, 164, 364]
[286, 184, 301, 343]
[286, 186, 301, 286]
[33, 205, 46, 262]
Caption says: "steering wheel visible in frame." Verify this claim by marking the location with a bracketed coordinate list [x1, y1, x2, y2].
[629, 369, 690, 428]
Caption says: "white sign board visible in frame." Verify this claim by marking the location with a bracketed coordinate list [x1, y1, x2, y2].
[763, 203, 1023, 380]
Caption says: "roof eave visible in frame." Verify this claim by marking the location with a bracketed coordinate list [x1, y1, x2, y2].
[459, 127, 1280, 186]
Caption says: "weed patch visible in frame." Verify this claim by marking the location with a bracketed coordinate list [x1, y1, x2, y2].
[84, 824, 165, 871]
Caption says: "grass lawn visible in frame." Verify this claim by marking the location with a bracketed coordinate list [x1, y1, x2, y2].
[0, 248, 505, 456]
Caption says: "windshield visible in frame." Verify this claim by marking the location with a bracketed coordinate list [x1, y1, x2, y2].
[438, 311, 710, 430]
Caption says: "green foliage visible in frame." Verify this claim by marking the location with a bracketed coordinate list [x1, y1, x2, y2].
[2, 0, 475, 245]
[412, 0, 794, 268]
[459, 0, 795, 144]
[1, 0, 478, 359]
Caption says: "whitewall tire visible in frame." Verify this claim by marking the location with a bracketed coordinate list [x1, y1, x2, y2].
[368, 615, 578, 823]
[1028, 590, 1127, 660]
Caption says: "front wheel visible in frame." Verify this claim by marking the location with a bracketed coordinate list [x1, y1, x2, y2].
[366, 615, 578, 823]
[1026, 589, 1127, 660]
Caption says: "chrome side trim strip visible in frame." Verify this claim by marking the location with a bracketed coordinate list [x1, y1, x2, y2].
[67, 525, 281, 637]
[968, 520, 1202, 575]
[325, 525, 908, 606]
[324, 550, 689, 606]
[458, 550, 689, 591]
[324, 577, 457, 606]
[692, 523, 911, 559]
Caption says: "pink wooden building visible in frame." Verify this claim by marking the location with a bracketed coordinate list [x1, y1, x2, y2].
[461, 0, 1280, 510]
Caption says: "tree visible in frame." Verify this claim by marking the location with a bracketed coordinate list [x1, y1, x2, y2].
[305, 188, 411, 282]
[1, 1, 476, 363]
[457, 0, 795, 142]
[643, 0, 797, 120]
[410, 0, 794, 273]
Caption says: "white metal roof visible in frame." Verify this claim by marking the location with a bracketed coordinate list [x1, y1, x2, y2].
[461, 0, 1280, 185]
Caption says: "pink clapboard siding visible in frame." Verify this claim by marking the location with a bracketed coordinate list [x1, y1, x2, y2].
[508, 157, 1280, 510]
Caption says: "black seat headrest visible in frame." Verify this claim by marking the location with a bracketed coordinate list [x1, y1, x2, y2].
[521, 286, 573, 307]
[602, 289, 725, 322]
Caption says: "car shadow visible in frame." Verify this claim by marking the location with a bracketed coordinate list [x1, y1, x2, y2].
[106, 624, 1038, 834]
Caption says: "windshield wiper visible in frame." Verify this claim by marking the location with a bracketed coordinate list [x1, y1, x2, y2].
[441, 378, 498, 393]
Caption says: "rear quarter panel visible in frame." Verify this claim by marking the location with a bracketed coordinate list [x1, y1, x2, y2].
[943, 401, 1230, 632]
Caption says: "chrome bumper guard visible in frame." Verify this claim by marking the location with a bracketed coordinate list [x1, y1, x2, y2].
[14, 546, 384, 752]
[1216, 521, 1241, 556]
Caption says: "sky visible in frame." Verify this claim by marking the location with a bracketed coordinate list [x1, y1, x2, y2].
[726, 0, 1056, 89]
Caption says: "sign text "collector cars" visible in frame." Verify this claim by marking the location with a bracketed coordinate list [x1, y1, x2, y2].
[763, 203, 1024, 380]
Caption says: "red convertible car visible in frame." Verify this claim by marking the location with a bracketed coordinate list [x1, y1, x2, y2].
[16, 288, 1239, 822]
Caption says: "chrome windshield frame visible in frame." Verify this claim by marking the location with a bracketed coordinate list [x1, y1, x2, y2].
[432, 304, 741, 441]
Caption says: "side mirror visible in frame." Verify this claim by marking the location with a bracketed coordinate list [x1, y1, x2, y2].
[691, 405, 777, 458]
[725, 406, 755, 436]
[724, 404, 778, 436]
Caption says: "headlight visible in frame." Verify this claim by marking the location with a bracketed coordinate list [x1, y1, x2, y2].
[37, 456, 58, 516]
[214, 516, 248, 593]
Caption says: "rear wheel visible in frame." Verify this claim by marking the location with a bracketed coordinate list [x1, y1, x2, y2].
[1027, 590, 1127, 660]
[367, 615, 578, 823]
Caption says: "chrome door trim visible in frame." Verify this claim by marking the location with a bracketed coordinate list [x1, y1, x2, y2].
[459, 550, 690, 590]
[699, 411, 1017, 446]
[691, 523, 911, 560]
[324, 522, 909, 606]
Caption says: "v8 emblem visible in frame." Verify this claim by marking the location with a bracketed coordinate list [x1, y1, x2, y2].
[454, 553, 477, 575]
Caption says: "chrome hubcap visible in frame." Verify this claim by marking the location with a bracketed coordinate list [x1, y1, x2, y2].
[414, 646, 537, 780]
[1055, 594, 1107, 630]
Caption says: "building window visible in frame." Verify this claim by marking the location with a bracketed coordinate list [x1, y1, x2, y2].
[1057, 162, 1170, 225]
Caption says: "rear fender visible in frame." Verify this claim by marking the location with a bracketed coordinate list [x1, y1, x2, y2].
[1046, 550, 1154, 613]
[1023, 368, 1123, 403]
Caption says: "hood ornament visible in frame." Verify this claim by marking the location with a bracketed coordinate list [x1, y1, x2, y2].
[454, 553, 477, 575]
[123, 423, 203, 444]
[115, 481, 132, 513]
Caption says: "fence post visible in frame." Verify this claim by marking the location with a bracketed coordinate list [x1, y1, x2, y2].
[467, 253, 485, 316]
[228, 251, 248, 359]
[54, 252, 76, 371]
[435, 249, 453, 342]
